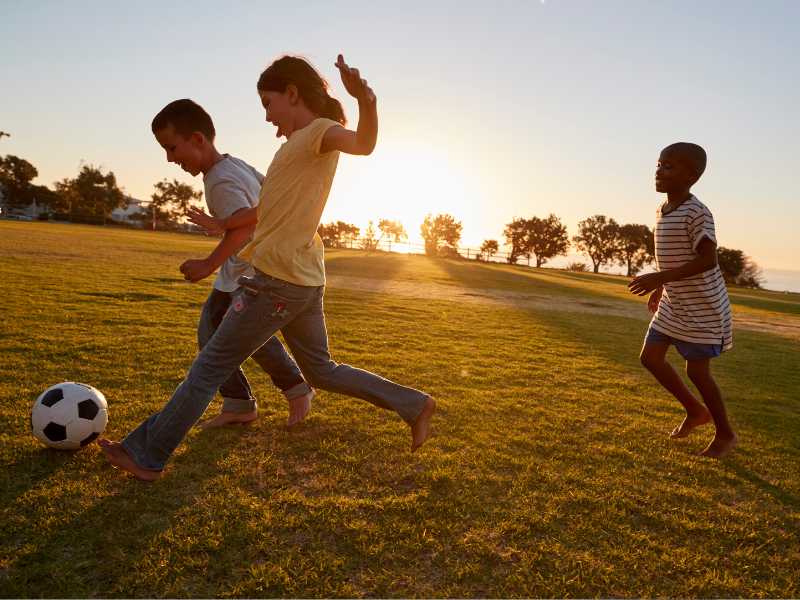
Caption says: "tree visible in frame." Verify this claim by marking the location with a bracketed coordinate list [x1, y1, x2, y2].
[29, 184, 61, 215]
[377, 219, 407, 247]
[718, 247, 763, 288]
[318, 221, 359, 248]
[503, 217, 529, 264]
[360, 220, 378, 250]
[615, 223, 654, 276]
[737, 255, 764, 289]
[573, 215, 620, 273]
[318, 222, 337, 247]
[54, 165, 126, 224]
[150, 179, 203, 230]
[528, 214, 569, 268]
[480, 239, 499, 261]
[420, 213, 462, 256]
[717, 247, 745, 284]
[338, 221, 360, 247]
[0, 154, 38, 208]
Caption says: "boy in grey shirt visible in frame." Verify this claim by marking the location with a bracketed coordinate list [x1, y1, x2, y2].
[151, 99, 313, 428]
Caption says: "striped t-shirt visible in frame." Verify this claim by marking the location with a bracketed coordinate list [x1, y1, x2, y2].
[650, 195, 733, 351]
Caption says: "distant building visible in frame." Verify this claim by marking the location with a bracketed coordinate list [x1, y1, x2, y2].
[0, 186, 46, 220]
[111, 196, 148, 226]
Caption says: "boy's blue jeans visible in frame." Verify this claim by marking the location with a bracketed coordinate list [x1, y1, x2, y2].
[197, 288, 309, 412]
[122, 270, 430, 471]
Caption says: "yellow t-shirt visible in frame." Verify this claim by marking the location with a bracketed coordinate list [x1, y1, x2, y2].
[240, 118, 340, 286]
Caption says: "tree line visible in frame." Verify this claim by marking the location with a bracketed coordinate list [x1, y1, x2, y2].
[419, 212, 654, 275]
[321, 211, 763, 288]
[1, 152, 763, 288]
[0, 154, 201, 229]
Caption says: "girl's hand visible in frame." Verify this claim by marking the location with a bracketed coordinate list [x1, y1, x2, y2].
[647, 286, 664, 313]
[187, 206, 224, 236]
[335, 54, 376, 104]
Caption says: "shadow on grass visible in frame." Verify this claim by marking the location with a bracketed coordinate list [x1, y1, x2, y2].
[325, 250, 407, 283]
[132, 276, 186, 285]
[436, 256, 630, 303]
[1, 447, 81, 508]
[78, 291, 167, 302]
[1, 422, 259, 597]
[520, 305, 800, 503]
[724, 459, 800, 510]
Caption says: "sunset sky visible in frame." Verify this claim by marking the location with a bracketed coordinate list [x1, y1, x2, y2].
[2, 0, 798, 270]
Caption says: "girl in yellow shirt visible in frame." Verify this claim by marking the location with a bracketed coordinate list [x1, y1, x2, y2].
[100, 55, 435, 480]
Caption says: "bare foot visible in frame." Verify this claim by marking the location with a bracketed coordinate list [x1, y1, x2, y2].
[411, 397, 436, 452]
[699, 433, 738, 459]
[287, 389, 315, 427]
[98, 438, 162, 482]
[199, 409, 258, 430]
[670, 408, 712, 438]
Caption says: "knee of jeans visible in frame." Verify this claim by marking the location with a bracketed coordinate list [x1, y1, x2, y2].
[304, 362, 339, 389]
[187, 355, 220, 390]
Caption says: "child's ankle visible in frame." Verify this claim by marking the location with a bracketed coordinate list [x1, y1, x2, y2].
[714, 428, 736, 440]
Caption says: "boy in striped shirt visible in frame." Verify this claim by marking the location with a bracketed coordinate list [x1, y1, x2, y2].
[628, 143, 737, 459]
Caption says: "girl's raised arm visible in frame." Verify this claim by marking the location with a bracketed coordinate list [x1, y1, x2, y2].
[320, 54, 378, 156]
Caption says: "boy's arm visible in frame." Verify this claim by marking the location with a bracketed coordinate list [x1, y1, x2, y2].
[320, 55, 378, 156]
[180, 217, 256, 283]
[629, 238, 717, 296]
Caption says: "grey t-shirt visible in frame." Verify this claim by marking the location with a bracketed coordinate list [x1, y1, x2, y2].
[203, 154, 264, 292]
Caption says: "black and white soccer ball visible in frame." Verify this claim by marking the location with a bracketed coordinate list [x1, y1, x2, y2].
[31, 382, 109, 450]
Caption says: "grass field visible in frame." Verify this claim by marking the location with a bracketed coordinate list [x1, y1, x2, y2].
[1, 221, 798, 598]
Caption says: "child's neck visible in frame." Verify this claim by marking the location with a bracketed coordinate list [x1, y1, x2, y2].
[666, 189, 693, 207]
[288, 106, 319, 137]
[200, 147, 224, 175]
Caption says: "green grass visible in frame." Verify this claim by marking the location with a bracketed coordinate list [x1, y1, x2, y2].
[1, 221, 798, 598]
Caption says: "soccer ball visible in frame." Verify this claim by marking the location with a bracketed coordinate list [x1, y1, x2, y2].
[31, 382, 109, 450]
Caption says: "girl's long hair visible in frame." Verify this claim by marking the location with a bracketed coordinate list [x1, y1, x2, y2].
[257, 56, 346, 125]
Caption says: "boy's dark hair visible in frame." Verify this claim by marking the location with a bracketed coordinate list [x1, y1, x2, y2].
[662, 142, 707, 180]
[257, 56, 347, 126]
[151, 99, 215, 141]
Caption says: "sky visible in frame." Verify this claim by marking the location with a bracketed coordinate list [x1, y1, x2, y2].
[1, 0, 798, 271]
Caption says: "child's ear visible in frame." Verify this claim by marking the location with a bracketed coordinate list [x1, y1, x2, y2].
[190, 131, 207, 147]
[286, 84, 300, 105]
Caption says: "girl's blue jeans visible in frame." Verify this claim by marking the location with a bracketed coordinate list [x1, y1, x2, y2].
[122, 269, 430, 471]
[197, 288, 310, 411]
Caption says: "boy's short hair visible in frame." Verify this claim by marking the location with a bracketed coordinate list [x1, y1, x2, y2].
[151, 99, 215, 141]
[662, 142, 707, 180]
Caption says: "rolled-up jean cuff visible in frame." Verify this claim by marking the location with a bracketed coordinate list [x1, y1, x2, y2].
[283, 382, 313, 401]
[121, 439, 163, 472]
[402, 393, 431, 426]
[221, 396, 257, 413]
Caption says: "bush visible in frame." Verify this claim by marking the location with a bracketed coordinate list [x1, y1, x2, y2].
[566, 262, 589, 272]
[438, 246, 462, 259]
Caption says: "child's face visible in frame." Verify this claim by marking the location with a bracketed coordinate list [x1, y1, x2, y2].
[153, 124, 205, 176]
[259, 89, 296, 139]
[655, 151, 696, 194]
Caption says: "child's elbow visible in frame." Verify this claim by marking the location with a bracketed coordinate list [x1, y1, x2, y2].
[355, 140, 376, 156]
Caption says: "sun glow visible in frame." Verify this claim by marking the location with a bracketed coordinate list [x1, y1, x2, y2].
[326, 141, 484, 246]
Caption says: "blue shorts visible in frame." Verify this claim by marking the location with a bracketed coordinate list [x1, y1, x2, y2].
[645, 326, 722, 361]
